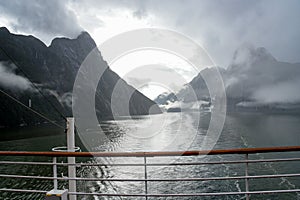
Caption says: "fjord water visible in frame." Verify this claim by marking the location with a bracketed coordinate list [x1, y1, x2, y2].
[0, 112, 299, 199]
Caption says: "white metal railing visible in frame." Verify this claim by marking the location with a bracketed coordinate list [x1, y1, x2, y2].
[0, 146, 300, 199]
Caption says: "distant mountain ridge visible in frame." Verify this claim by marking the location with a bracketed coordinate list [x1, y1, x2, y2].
[155, 45, 300, 113]
[0, 27, 161, 127]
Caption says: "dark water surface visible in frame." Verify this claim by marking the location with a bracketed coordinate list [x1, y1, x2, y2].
[0, 112, 299, 199]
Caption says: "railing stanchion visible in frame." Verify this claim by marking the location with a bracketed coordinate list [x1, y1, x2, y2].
[53, 157, 58, 190]
[245, 153, 250, 200]
[144, 155, 148, 200]
[67, 117, 77, 200]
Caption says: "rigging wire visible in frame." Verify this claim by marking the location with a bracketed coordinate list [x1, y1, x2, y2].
[0, 46, 67, 121]
[0, 44, 124, 199]
[1, 87, 123, 199]
[0, 88, 64, 129]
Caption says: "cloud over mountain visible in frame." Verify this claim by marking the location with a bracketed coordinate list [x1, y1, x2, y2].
[156, 45, 300, 112]
[226, 45, 300, 104]
[0, 62, 32, 91]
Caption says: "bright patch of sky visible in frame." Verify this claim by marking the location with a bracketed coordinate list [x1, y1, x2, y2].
[110, 49, 200, 99]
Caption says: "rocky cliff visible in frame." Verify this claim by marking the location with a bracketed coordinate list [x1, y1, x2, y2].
[0, 27, 161, 127]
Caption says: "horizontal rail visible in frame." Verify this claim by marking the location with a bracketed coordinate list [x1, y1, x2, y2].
[1, 188, 300, 197]
[1, 173, 300, 182]
[69, 189, 300, 196]
[0, 188, 47, 193]
[0, 146, 300, 157]
[1, 157, 300, 166]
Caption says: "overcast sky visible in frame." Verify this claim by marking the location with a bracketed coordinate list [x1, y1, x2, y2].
[1, 0, 299, 67]
[1, 0, 300, 99]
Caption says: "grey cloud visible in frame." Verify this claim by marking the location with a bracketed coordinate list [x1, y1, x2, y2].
[253, 80, 300, 104]
[0, 0, 82, 44]
[0, 62, 32, 91]
[49, 90, 73, 107]
[152, 0, 300, 66]
[121, 64, 190, 99]
[70, 0, 300, 67]
[1, 0, 299, 67]
[225, 46, 300, 104]
[133, 8, 148, 19]
[126, 76, 152, 88]
[153, 65, 195, 81]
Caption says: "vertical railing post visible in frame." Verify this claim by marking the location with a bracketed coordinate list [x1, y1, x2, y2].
[144, 155, 148, 200]
[53, 157, 58, 190]
[245, 153, 250, 200]
[67, 117, 76, 200]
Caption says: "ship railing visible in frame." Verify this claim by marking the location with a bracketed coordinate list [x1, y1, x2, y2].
[0, 146, 300, 199]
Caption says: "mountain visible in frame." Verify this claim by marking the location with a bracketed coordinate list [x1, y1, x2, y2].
[224, 45, 300, 112]
[0, 27, 161, 127]
[155, 45, 300, 113]
[154, 66, 225, 104]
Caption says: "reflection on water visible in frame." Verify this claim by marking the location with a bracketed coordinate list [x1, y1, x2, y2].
[0, 112, 300, 199]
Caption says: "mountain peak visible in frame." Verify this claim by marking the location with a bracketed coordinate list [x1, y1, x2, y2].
[0, 27, 10, 34]
[77, 31, 92, 40]
[230, 45, 276, 68]
[252, 47, 276, 62]
[50, 30, 95, 48]
[49, 30, 97, 63]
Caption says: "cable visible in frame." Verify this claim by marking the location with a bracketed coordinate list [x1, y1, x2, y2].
[1, 43, 126, 198]
[0, 88, 64, 129]
[0, 46, 67, 121]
